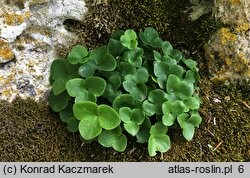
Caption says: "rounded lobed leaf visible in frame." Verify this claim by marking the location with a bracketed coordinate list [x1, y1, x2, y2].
[182, 124, 195, 141]
[166, 74, 180, 94]
[169, 64, 184, 78]
[98, 105, 121, 130]
[131, 108, 145, 125]
[108, 38, 127, 57]
[85, 76, 106, 97]
[124, 121, 139, 136]
[66, 78, 85, 97]
[108, 75, 121, 90]
[113, 134, 127, 152]
[74, 91, 97, 103]
[52, 79, 66, 95]
[139, 27, 163, 48]
[118, 62, 136, 77]
[67, 45, 88, 64]
[50, 59, 79, 81]
[119, 107, 132, 123]
[148, 135, 171, 156]
[79, 116, 102, 140]
[133, 67, 149, 83]
[97, 54, 117, 71]
[49, 91, 70, 112]
[150, 122, 168, 136]
[78, 59, 97, 78]
[171, 100, 186, 117]
[184, 96, 200, 110]
[148, 89, 166, 103]
[162, 41, 173, 55]
[130, 83, 148, 102]
[120, 29, 138, 50]
[182, 58, 197, 69]
[73, 101, 98, 121]
[50, 59, 69, 81]
[175, 81, 194, 100]
[142, 100, 155, 116]
[60, 102, 74, 122]
[67, 117, 79, 132]
[113, 94, 135, 111]
[162, 113, 175, 126]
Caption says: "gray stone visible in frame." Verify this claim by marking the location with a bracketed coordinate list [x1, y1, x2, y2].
[0, 0, 87, 102]
[205, 0, 250, 82]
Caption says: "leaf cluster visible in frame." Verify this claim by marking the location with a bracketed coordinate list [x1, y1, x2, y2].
[49, 27, 202, 156]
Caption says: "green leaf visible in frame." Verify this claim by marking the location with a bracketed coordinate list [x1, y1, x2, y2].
[97, 54, 116, 71]
[132, 83, 148, 101]
[79, 115, 102, 140]
[124, 121, 139, 136]
[67, 45, 88, 64]
[98, 128, 127, 152]
[148, 135, 171, 156]
[108, 38, 127, 57]
[131, 108, 145, 125]
[171, 100, 186, 117]
[142, 100, 155, 116]
[177, 113, 189, 128]
[185, 70, 197, 83]
[170, 49, 183, 62]
[139, 27, 163, 48]
[51, 59, 79, 80]
[150, 122, 168, 136]
[120, 29, 138, 50]
[73, 101, 98, 120]
[49, 91, 70, 112]
[98, 105, 121, 130]
[66, 78, 85, 97]
[113, 94, 135, 111]
[162, 113, 175, 126]
[113, 134, 127, 152]
[184, 97, 200, 109]
[169, 64, 184, 78]
[75, 91, 96, 103]
[90, 46, 108, 62]
[127, 47, 144, 67]
[188, 114, 202, 127]
[108, 75, 121, 90]
[133, 67, 148, 83]
[183, 58, 197, 69]
[119, 107, 132, 123]
[52, 79, 66, 95]
[182, 124, 195, 141]
[153, 50, 162, 61]
[175, 81, 194, 100]
[60, 102, 73, 122]
[136, 117, 151, 143]
[85, 76, 106, 96]
[166, 74, 180, 93]
[162, 41, 173, 55]
[118, 62, 136, 77]
[67, 117, 79, 132]
[78, 59, 97, 78]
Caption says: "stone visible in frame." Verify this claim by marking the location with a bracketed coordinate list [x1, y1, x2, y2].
[0, 0, 87, 102]
[205, 0, 250, 81]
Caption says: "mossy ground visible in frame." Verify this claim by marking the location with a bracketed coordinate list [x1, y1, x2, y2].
[1, 0, 249, 161]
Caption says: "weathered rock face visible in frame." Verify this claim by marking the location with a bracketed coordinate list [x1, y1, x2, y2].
[0, 0, 87, 101]
[205, 0, 250, 81]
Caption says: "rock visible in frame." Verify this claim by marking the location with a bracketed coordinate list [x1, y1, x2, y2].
[205, 0, 250, 81]
[0, 0, 87, 102]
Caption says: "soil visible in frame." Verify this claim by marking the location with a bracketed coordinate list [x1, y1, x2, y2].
[0, 0, 249, 161]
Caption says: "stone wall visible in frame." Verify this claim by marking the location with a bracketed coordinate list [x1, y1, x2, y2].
[205, 0, 250, 81]
[0, 0, 87, 101]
